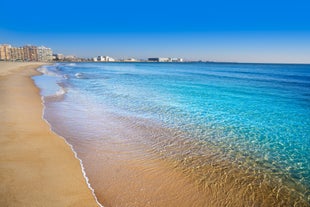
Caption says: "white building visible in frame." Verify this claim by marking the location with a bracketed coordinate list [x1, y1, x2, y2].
[170, 58, 183, 62]
[148, 57, 183, 62]
[56, 54, 64, 61]
[95, 56, 115, 62]
[37, 46, 53, 62]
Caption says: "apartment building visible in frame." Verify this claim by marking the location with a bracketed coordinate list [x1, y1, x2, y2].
[0, 44, 12, 60]
[37, 46, 53, 62]
[0, 44, 53, 62]
[23, 45, 38, 61]
[10, 47, 24, 61]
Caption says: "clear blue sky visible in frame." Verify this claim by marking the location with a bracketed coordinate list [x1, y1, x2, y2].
[1, 0, 310, 63]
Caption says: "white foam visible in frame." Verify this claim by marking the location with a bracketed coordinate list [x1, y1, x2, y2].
[67, 63, 77, 66]
[55, 86, 66, 96]
[75, 72, 83, 79]
[33, 75, 104, 207]
[37, 66, 61, 77]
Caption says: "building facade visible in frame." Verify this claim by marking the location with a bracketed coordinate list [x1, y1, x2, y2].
[0, 44, 53, 62]
[23, 45, 38, 61]
[95, 56, 115, 62]
[52, 54, 65, 61]
[10, 47, 24, 61]
[148, 57, 183, 62]
[37, 46, 53, 62]
[0, 44, 12, 61]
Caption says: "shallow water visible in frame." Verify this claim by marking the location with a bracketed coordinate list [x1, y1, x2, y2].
[33, 62, 310, 206]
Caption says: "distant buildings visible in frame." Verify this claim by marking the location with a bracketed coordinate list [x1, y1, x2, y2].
[1, 43, 186, 63]
[53, 53, 65, 61]
[93, 56, 115, 62]
[123, 58, 137, 62]
[148, 57, 183, 62]
[0, 44, 12, 61]
[37, 46, 53, 62]
[90, 56, 183, 62]
[64, 55, 78, 61]
[52, 54, 91, 62]
[0, 44, 53, 62]
[23, 45, 38, 61]
[10, 47, 24, 61]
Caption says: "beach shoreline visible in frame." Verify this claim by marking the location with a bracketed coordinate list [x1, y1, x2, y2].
[0, 62, 98, 206]
[39, 62, 309, 206]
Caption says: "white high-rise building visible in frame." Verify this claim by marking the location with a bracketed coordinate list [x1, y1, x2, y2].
[37, 46, 53, 62]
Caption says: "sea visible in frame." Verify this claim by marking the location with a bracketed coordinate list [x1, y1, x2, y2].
[33, 62, 310, 206]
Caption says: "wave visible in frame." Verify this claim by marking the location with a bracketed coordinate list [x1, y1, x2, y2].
[37, 66, 61, 77]
[42, 84, 68, 102]
[39, 96, 104, 207]
[66, 63, 77, 66]
[75, 72, 84, 79]
[35, 62, 310, 206]
[55, 85, 67, 96]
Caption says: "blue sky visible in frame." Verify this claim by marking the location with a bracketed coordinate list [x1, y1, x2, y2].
[1, 0, 310, 63]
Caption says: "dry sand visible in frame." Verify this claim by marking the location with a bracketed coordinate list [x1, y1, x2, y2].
[0, 62, 99, 207]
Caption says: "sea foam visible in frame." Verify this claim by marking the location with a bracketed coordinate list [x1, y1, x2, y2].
[33, 62, 310, 206]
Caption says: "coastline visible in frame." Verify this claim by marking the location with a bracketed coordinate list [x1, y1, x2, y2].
[37, 62, 309, 206]
[0, 62, 98, 206]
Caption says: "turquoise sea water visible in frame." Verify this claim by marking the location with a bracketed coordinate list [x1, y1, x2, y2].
[34, 62, 310, 205]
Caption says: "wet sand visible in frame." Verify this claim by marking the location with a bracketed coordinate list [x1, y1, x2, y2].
[0, 62, 98, 206]
[45, 104, 310, 207]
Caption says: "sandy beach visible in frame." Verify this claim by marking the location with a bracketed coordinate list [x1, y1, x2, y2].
[0, 62, 98, 206]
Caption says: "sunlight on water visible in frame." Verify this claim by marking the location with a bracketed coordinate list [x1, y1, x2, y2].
[33, 62, 310, 206]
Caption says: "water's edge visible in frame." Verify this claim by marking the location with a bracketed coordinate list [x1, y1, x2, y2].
[31, 63, 310, 206]
[32, 68, 104, 207]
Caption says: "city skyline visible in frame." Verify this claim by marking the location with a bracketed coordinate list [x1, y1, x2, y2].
[1, 0, 310, 63]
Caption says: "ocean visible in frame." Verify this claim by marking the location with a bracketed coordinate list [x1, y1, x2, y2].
[33, 62, 310, 206]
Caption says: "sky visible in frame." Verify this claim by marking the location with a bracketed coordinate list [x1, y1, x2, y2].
[1, 0, 310, 63]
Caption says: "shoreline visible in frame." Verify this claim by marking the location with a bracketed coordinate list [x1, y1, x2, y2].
[38, 62, 309, 206]
[0, 62, 99, 206]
